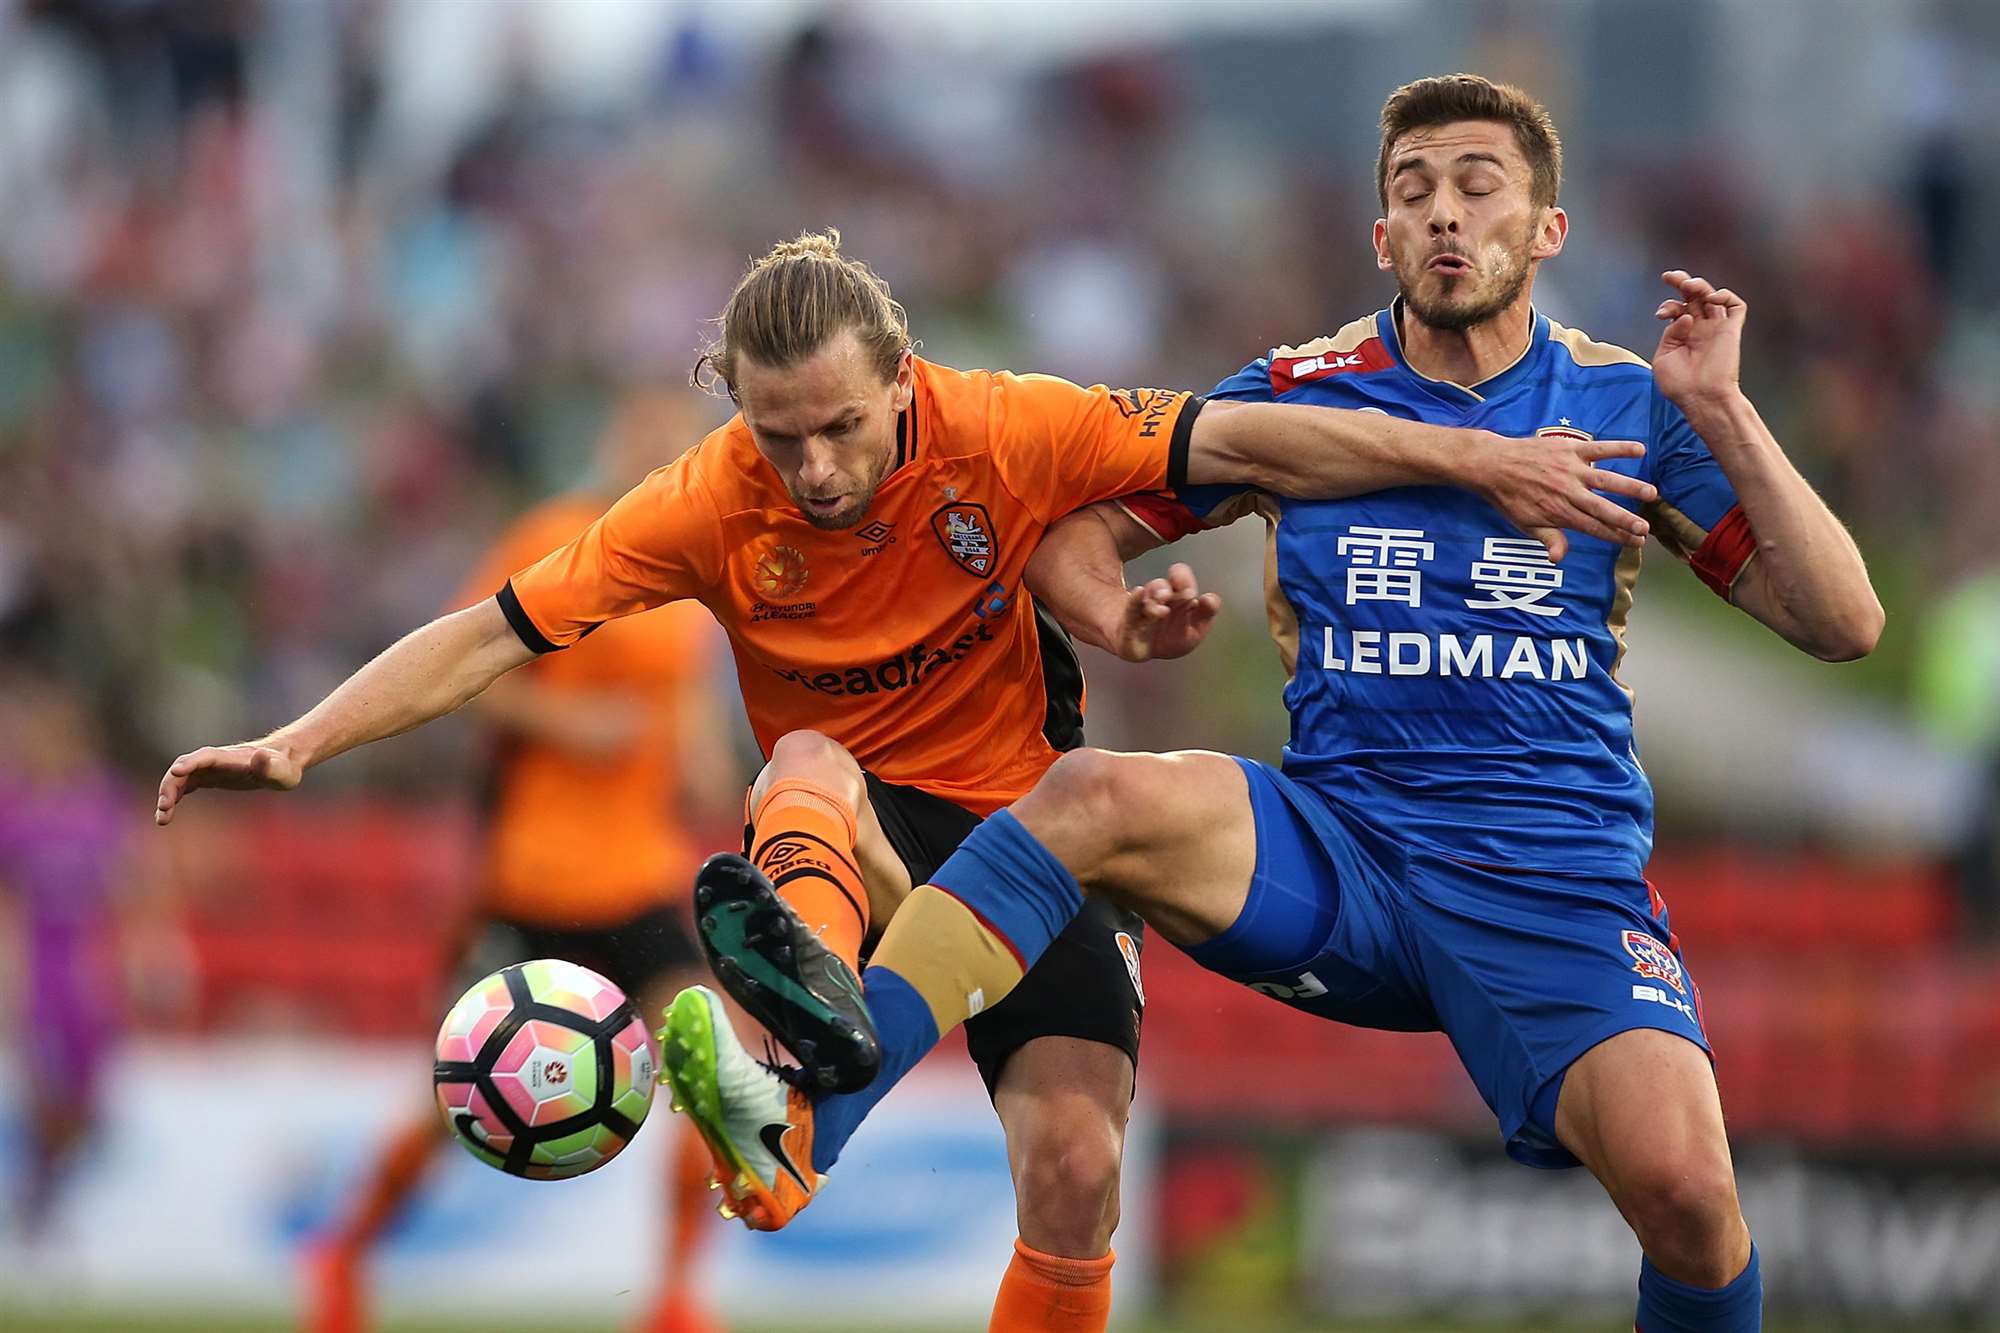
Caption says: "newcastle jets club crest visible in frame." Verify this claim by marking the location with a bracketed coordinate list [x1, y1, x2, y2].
[1537, 418, 1594, 443]
[932, 502, 997, 576]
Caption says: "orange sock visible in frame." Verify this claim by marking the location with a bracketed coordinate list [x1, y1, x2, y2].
[987, 1239, 1114, 1333]
[668, 1120, 713, 1275]
[748, 779, 868, 970]
[642, 1124, 723, 1333]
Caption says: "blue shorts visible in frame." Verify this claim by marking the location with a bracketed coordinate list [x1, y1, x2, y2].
[1186, 759, 1711, 1168]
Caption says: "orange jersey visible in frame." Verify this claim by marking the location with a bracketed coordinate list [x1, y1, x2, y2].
[461, 497, 716, 927]
[504, 359, 1199, 814]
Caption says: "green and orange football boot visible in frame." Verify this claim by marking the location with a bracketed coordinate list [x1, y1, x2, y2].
[659, 984, 823, 1232]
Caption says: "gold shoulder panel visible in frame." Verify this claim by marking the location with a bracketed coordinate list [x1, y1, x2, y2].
[1546, 321, 1649, 370]
[1272, 315, 1380, 362]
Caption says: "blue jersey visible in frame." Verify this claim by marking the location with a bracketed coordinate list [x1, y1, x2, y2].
[1143, 303, 1756, 877]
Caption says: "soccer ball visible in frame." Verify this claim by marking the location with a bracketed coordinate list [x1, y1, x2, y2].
[432, 958, 657, 1180]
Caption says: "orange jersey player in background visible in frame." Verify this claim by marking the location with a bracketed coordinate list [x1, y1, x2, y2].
[307, 390, 742, 1333]
[159, 232, 1653, 1333]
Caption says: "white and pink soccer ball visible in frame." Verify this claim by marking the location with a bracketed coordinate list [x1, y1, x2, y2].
[433, 958, 657, 1179]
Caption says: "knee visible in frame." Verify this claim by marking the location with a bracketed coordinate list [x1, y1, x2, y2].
[757, 730, 863, 802]
[1617, 1155, 1748, 1286]
[1014, 1121, 1125, 1257]
[1027, 749, 1137, 856]
[1037, 748, 1125, 815]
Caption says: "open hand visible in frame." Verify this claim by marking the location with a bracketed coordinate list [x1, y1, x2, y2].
[1652, 269, 1746, 409]
[1473, 434, 1657, 563]
[1108, 563, 1222, 662]
[156, 742, 303, 826]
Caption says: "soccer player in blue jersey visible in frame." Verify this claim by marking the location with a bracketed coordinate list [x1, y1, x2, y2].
[664, 75, 1882, 1333]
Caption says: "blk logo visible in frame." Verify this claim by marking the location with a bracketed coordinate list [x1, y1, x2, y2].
[1294, 352, 1364, 375]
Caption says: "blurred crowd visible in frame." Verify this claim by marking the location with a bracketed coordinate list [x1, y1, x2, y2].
[0, 0, 1996, 824]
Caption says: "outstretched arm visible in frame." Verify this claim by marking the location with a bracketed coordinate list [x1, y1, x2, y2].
[155, 597, 534, 825]
[1025, 503, 1219, 662]
[1651, 270, 1883, 661]
[1184, 399, 1658, 562]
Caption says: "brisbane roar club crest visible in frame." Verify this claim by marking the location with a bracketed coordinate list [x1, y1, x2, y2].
[753, 544, 809, 600]
[1622, 929, 1686, 995]
[932, 502, 997, 577]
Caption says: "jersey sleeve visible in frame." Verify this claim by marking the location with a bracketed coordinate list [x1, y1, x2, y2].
[986, 373, 1204, 524]
[501, 457, 725, 652]
[1143, 354, 1276, 529]
[1644, 385, 1758, 599]
[1112, 490, 1211, 544]
[1208, 354, 1278, 405]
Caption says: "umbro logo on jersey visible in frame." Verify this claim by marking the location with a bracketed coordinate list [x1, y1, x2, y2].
[855, 520, 897, 555]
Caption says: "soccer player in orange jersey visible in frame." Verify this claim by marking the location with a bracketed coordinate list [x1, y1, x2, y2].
[158, 231, 1654, 1333]
[304, 392, 741, 1333]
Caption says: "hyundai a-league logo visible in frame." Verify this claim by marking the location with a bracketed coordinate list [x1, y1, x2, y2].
[1622, 929, 1685, 995]
[753, 545, 809, 600]
[932, 502, 996, 576]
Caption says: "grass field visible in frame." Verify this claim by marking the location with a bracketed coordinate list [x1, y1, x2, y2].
[1, 1314, 1967, 1333]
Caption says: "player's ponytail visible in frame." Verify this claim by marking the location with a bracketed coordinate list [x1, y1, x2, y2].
[694, 228, 912, 401]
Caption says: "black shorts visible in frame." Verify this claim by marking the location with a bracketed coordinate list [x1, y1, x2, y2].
[863, 771, 1145, 1096]
[447, 900, 705, 1008]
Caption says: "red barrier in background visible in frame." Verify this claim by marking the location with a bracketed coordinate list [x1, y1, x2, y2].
[167, 800, 2000, 1148]
[173, 799, 478, 1034]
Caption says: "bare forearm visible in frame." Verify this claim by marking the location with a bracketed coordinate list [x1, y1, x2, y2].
[1184, 400, 1652, 555]
[1187, 400, 1478, 496]
[1025, 507, 1137, 653]
[266, 601, 534, 770]
[1681, 391, 1883, 659]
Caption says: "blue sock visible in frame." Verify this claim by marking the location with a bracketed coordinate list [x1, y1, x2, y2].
[1636, 1244, 1761, 1332]
[810, 967, 935, 1171]
[928, 808, 1085, 965]
[810, 811, 1085, 1172]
